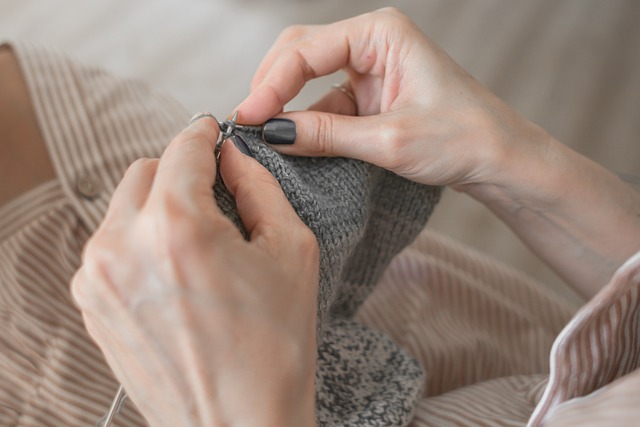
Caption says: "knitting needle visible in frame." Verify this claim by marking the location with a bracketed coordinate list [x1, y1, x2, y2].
[96, 385, 127, 427]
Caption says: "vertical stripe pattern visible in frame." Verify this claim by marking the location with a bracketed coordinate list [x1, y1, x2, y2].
[356, 229, 640, 426]
[0, 41, 191, 426]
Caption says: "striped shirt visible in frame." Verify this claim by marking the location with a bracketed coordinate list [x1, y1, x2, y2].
[1, 42, 639, 426]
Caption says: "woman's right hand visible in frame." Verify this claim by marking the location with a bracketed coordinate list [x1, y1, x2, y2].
[236, 7, 547, 192]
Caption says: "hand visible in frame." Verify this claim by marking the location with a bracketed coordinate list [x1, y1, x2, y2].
[71, 117, 320, 427]
[237, 7, 640, 299]
[236, 7, 543, 191]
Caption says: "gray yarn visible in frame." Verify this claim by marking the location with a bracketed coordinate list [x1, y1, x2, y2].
[214, 134, 442, 427]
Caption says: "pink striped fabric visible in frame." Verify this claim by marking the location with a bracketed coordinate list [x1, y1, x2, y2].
[0, 42, 185, 426]
[530, 252, 640, 426]
[1, 42, 639, 426]
[355, 229, 640, 426]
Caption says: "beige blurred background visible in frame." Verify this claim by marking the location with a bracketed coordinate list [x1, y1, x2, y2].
[2, 0, 639, 306]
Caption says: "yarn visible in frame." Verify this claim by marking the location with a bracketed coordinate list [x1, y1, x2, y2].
[215, 135, 442, 426]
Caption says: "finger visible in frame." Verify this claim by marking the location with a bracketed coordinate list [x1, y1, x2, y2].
[148, 116, 219, 211]
[101, 158, 159, 227]
[236, 15, 375, 124]
[265, 110, 403, 170]
[218, 136, 307, 240]
[307, 83, 358, 116]
[248, 24, 321, 93]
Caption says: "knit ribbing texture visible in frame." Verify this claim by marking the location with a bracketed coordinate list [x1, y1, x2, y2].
[215, 136, 442, 426]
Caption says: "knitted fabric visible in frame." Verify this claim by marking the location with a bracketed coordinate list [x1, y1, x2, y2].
[215, 136, 442, 426]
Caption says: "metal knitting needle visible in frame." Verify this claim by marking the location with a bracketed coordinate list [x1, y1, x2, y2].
[217, 113, 296, 146]
[215, 112, 263, 139]
[215, 111, 239, 159]
[232, 123, 265, 137]
[96, 385, 127, 427]
[219, 111, 239, 139]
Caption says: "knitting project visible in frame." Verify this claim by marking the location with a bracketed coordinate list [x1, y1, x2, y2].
[215, 135, 442, 426]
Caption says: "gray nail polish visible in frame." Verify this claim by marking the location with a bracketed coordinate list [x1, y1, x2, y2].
[231, 135, 254, 158]
[263, 118, 296, 145]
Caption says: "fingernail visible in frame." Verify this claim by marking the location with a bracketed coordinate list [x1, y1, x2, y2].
[231, 134, 254, 158]
[263, 118, 296, 145]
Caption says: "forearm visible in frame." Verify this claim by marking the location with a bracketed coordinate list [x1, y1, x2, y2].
[234, 6, 640, 300]
[465, 122, 640, 299]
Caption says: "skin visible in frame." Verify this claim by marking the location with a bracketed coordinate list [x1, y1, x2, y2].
[0, 44, 319, 427]
[63, 6, 640, 427]
[0, 46, 55, 206]
[543, 368, 640, 426]
[237, 7, 640, 299]
[71, 118, 319, 426]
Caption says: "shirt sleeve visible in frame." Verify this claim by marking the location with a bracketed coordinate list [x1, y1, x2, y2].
[529, 250, 640, 426]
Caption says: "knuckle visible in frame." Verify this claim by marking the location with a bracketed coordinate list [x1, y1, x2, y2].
[311, 114, 336, 155]
[70, 268, 102, 314]
[373, 7, 415, 30]
[143, 192, 228, 258]
[378, 120, 403, 150]
[175, 132, 202, 148]
[69, 270, 86, 307]
[126, 157, 158, 176]
[236, 170, 279, 207]
[377, 6, 402, 15]
[258, 226, 284, 253]
[290, 47, 316, 81]
[298, 227, 319, 258]
[78, 235, 122, 298]
[296, 227, 320, 272]
[280, 24, 308, 43]
[263, 222, 318, 265]
[376, 6, 408, 21]
[82, 233, 111, 267]
[261, 79, 289, 113]
[179, 120, 218, 145]
[376, 121, 407, 168]
[129, 157, 157, 170]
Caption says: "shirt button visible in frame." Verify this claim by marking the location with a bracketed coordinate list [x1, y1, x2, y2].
[76, 174, 101, 200]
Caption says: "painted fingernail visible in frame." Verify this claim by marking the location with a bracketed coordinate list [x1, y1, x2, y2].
[231, 134, 254, 158]
[263, 118, 296, 145]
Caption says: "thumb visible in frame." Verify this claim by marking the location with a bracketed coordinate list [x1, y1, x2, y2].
[218, 135, 309, 240]
[266, 110, 395, 169]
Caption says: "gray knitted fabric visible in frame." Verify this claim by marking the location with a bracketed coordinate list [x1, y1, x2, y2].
[215, 134, 442, 426]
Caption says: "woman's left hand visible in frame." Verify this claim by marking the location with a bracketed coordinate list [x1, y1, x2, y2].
[71, 117, 320, 427]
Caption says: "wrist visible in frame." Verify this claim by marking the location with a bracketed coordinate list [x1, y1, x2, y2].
[457, 109, 558, 210]
[210, 333, 318, 427]
[457, 115, 640, 297]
